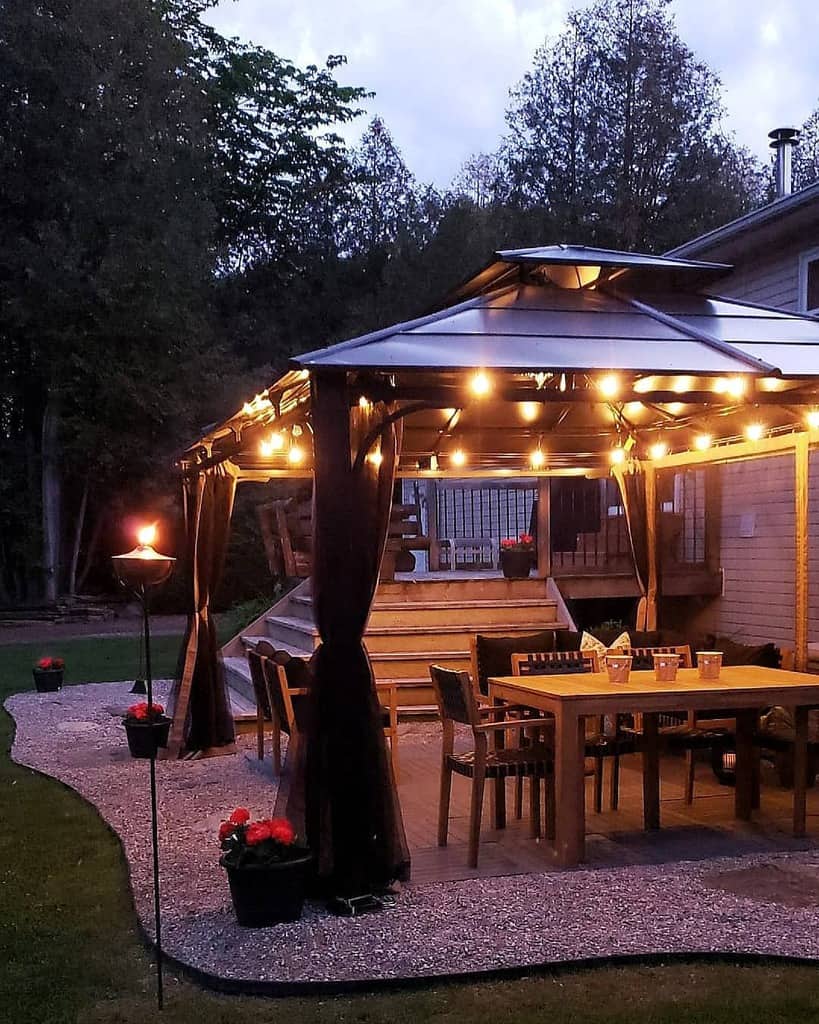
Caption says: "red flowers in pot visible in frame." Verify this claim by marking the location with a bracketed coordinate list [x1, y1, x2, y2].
[33, 656, 65, 692]
[499, 534, 535, 579]
[218, 809, 310, 926]
[122, 702, 171, 758]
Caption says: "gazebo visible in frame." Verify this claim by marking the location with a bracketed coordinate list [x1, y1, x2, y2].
[172, 244, 819, 897]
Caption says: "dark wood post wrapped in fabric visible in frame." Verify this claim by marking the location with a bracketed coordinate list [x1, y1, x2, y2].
[169, 464, 237, 754]
[292, 369, 410, 896]
[613, 461, 659, 630]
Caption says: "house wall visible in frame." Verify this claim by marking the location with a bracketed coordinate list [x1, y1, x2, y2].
[681, 449, 819, 651]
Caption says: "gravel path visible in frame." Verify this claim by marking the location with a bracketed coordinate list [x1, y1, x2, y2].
[9, 681, 819, 988]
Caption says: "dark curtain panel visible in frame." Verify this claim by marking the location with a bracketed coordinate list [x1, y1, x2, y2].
[170, 465, 237, 753]
[287, 369, 410, 897]
[613, 462, 657, 630]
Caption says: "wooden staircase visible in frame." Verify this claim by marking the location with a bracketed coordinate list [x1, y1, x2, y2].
[223, 575, 571, 715]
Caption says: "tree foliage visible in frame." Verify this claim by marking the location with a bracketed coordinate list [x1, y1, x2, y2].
[501, 0, 762, 249]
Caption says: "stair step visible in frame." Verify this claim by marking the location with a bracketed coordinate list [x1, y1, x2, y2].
[241, 634, 314, 658]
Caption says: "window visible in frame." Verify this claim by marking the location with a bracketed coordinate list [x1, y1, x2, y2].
[798, 248, 819, 314]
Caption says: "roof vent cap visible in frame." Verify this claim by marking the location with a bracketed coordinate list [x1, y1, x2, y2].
[769, 126, 800, 198]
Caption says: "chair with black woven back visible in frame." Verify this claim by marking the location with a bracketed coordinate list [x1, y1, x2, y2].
[429, 664, 554, 868]
[511, 648, 636, 813]
[622, 644, 732, 804]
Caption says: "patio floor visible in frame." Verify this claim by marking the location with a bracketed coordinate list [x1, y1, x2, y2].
[9, 681, 819, 990]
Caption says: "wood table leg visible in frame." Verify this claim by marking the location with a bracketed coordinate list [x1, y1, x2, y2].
[642, 712, 660, 830]
[552, 710, 586, 867]
[794, 705, 808, 837]
[735, 708, 755, 821]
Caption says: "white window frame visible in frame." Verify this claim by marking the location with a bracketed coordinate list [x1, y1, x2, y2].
[798, 246, 819, 314]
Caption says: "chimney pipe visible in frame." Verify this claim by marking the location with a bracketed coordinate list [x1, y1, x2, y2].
[769, 126, 800, 198]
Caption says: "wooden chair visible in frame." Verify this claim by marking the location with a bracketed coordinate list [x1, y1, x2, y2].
[246, 647, 273, 761]
[260, 656, 309, 775]
[429, 664, 554, 868]
[511, 649, 636, 813]
[256, 498, 312, 579]
[250, 641, 400, 778]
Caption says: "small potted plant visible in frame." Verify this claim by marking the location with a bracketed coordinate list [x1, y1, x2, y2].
[499, 534, 535, 579]
[122, 701, 171, 758]
[33, 656, 65, 692]
[219, 808, 312, 927]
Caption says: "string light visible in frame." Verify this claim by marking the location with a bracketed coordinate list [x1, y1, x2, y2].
[520, 402, 539, 422]
[745, 422, 764, 442]
[714, 376, 746, 398]
[598, 374, 620, 399]
[358, 396, 372, 410]
[287, 445, 305, 465]
[367, 449, 383, 468]
[469, 371, 491, 397]
[450, 448, 467, 467]
[807, 410, 819, 429]
[259, 432, 285, 457]
[649, 441, 668, 460]
[609, 446, 626, 465]
[530, 448, 546, 469]
[694, 434, 712, 451]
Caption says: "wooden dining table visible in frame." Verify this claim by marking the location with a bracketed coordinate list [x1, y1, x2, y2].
[488, 665, 819, 868]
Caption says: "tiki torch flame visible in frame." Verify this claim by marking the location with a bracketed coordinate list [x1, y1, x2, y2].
[137, 524, 157, 548]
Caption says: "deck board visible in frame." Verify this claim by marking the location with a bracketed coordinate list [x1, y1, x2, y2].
[397, 727, 819, 886]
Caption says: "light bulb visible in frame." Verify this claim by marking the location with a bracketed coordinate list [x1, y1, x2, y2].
[598, 374, 619, 399]
[609, 446, 626, 465]
[745, 423, 764, 442]
[450, 448, 467, 467]
[520, 402, 539, 422]
[649, 441, 668, 460]
[288, 445, 305, 464]
[367, 449, 383, 468]
[807, 410, 819, 429]
[260, 432, 285, 457]
[530, 448, 546, 469]
[694, 434, 712, 451]
[469, 371, 491, 397]
[358, 396, 372, 410]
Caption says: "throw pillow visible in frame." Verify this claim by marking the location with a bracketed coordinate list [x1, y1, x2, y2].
[580, 629, 630, 659]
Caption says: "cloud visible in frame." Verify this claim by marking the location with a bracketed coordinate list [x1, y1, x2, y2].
[204, 0, 819, 187]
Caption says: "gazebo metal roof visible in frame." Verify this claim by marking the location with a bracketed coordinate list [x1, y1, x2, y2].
[184, 244, 819, 477]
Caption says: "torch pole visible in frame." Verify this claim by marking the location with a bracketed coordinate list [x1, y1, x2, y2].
[141, 584, 164, 1011]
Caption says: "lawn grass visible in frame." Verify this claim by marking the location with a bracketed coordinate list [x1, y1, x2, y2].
[4, 637, 819, 1022]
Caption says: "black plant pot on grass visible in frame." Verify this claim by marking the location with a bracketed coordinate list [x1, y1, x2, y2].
[32, 668, 64, 692]
[124, 717, 171, 758]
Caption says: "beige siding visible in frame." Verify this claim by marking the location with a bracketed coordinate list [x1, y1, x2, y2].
[686, 450, 819, 650]
[701, 232, 819, 311]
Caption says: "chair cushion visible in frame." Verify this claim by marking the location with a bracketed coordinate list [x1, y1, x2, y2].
[473, 630, 556, 695]
[699, 636, 781, 669]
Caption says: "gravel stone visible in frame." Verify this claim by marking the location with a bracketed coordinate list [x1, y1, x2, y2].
[9, 681, 819, 985]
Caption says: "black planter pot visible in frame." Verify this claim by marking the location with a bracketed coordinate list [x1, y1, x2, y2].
[224, 854, 312, 927]
[124, 716, 171, 758]
[500, 549, 534, 580]
[32, 668, 64, 692]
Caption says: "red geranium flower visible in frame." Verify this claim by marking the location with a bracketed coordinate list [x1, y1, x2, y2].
[500, 538, 515, 549]
[267, 818, 295, 845]
[229, 807, 250, 826]
[218, 820, 234, 841]
[150, 702, 164, 716]
[519, 534, 534, 545]
[245, 822, 271, 845]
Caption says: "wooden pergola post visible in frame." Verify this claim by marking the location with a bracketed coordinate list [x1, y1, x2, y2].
[536, 477, 551, 578]
[795, 432, 810, 672]
[645, 463, 659, 631]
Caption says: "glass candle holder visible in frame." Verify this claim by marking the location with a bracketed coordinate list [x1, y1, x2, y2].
[605, 653, 632, 685]
[697, 651, 723, 681]
[653, 652, 681, 682]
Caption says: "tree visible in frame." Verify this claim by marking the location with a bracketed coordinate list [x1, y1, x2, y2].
[794, 106, 819, 191]
[502, 0, 762, 250]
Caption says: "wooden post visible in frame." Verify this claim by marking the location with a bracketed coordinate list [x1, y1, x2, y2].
[645, 464, 658, 630]
[536, 477, 551, 579]
[425, 478, 440, 571]
[795, 433, 809, 672]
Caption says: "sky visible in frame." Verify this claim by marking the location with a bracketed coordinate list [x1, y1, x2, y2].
[204, 0, 819, 188]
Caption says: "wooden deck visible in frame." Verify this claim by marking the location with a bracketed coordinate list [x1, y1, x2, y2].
[398, 728, 819, 886]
